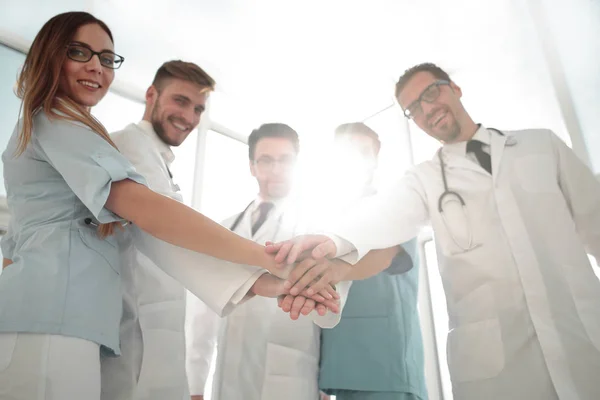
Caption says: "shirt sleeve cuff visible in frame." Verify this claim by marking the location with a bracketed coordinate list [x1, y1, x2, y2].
[228, 269, 269, 305]
[323, 234, 359, 264]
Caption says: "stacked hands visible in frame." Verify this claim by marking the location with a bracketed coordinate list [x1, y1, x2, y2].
[251, 235, 351, 320]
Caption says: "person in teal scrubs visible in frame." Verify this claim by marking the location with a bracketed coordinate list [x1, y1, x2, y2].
[319, 123, 428, 400]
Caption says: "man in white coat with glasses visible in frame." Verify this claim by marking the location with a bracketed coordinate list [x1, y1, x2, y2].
[268, 63, 600, 400]
[186, 123, 356, 400]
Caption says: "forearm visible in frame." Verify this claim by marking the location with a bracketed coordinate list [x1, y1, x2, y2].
[107, 180, 277, 271]
[342, 246, 402, 280]
[132, 227, 267, 315]
[329, 176, 427, 260]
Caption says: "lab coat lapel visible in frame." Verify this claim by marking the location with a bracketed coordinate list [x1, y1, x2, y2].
[235, 203, 254, 239]
[253, 207, 284, 245]
[232, 201, 285, 243]
[438, 148, 488, 177]
[490, 131, 508, 184]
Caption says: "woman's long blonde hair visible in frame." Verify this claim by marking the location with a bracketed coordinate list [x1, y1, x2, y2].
[16, 12, 121, 237]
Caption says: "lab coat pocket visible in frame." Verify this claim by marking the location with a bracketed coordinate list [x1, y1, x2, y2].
[447, 318, 505, 383]
[137, 302, 186, 393]
[514, 155, 559, 193]
[0, 333, 18, 372]
[137, 328, 184, 393]
[263, 343, 319, 400]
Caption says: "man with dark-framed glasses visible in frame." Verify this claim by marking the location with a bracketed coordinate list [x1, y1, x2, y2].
[268, 62, 600, 400]
[186, 123, 351, 400]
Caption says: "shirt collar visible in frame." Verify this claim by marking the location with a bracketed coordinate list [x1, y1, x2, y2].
[250, 195, 289, 216]
[471, 124, 492, 146]
[441, 124, 490, 157]
[138, 120, 176, 166]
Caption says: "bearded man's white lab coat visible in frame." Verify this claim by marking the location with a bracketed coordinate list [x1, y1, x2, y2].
[329, 127, 600, 400]
[101, 122, 265, 400]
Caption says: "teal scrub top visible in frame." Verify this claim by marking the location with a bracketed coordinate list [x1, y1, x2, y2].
[319, 239, 427, 399]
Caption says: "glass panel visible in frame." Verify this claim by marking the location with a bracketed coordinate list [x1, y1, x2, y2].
[1, 1, 88, 41]
[590, 255, 600, 281]
[199, 130, 256, 222]
[364, 106, 414, 186]
[208, 91, 266, 137]
[170, 129, 198, 206]
[92, 91, 145, 135]
[0, 45, 26, 198]
[202, 349, 218, 400]
[536, 0, 600, 172]
[409, 125, 442, 166]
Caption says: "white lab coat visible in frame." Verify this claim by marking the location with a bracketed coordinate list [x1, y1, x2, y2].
[101, 122, 265, 400]
[186, 199, 350, 400]
[330, 127, 600, 400]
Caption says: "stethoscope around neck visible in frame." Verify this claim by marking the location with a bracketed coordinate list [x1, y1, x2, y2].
[437, 149, 477, 251]
[436, 127, 515, 251]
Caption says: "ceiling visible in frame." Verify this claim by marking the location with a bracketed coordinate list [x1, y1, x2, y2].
[1, 0, 597, 146]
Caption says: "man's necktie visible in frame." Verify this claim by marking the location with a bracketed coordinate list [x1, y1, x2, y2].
[466, 139, 492, 174]
[251, 202, 274, 236]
